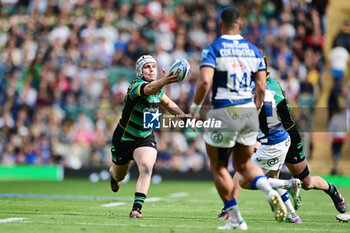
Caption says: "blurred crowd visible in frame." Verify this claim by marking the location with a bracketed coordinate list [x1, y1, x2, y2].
[327, 19, 350, 175]
[0, 0, 342, 172]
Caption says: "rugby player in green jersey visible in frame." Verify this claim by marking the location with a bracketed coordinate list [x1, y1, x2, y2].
[265, 69, 346, 214]
[109, 55, 187, 218]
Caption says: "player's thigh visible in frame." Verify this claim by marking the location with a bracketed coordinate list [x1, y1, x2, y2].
[233, 143, 255, 167]
[285, 159, 307, 176]
[133, 146, 157, 168]
[285, 131, 305, 164]
[205, 143, 231, 170]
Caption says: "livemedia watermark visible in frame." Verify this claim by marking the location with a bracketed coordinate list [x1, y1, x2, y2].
[142, 108, 222, 130]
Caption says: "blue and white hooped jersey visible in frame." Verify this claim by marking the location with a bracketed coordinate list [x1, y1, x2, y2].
[256, 87, 289, 145]
[201, 34, 266, 108]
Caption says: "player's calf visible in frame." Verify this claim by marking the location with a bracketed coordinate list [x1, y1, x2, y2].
[110, 177, 121, 193]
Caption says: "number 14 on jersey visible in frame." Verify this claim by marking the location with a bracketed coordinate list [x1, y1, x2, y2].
[229, 73, 249, 92]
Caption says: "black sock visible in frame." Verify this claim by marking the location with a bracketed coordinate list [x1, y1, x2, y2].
[324, 183, 334, 195]
[132, 192, 146, 212]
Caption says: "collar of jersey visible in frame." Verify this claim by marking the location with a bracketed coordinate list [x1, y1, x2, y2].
[136, 77, 147, 82]
[221, 34, 243, 40]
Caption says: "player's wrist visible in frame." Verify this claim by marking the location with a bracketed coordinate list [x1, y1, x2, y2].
[190, 102, 202, 114]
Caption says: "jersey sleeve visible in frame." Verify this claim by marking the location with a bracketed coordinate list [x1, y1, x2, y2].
[159, 89, 165, 99]
[268, 78, 285, 106]
[267, 78, 296, 131]
[255, 49, 266, 72]
[129, 79, 148, 99]
[200, 44, 216, 68]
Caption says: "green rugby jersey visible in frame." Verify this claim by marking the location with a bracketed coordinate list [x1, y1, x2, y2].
[115, 77, 164, 142]
[266, 76, 296, 131]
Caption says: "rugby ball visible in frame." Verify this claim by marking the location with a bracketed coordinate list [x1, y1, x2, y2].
[169, 58, 190, 82]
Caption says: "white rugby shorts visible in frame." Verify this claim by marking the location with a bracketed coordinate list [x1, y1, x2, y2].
[203, 102, 259, 148]
[252, 136, 291, 172]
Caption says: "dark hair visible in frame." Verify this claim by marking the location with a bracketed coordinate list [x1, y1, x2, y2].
[221, 7, 241, 27]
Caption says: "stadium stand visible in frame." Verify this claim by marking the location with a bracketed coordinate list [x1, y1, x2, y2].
[309, 0, 350, 175]
[0, 0, 348, 175]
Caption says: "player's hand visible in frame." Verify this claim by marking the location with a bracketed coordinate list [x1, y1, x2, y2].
[190, 112, 200, 131]
[161, 68, 178, 84]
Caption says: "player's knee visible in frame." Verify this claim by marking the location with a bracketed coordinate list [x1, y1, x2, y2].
[139, 163, 153, 177]
[293, 165, 311, 190]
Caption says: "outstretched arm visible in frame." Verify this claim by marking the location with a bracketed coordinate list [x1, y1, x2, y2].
[143, 69, 178, 96]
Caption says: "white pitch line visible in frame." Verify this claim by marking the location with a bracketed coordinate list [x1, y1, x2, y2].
[101, 202, 127, 207]
[169, 192, 189, 198]
[3, 220, 347, 231]
[0, 217, 26, 223]
[145, 197, 163, 202]
[101, 197, 163, 206]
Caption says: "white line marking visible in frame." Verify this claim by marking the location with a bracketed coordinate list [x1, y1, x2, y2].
[145, 197, 163, 202]
[101, 202, 127, 207]
[0, 217, 27, 223]
[169, 192, 189, 198]
[2, 220, 348, 231]
[0, 193, 132, 201]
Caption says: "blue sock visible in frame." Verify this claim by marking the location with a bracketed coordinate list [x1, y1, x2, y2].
[224, 199, 237, 210]
[281, 191, 289, 202]
[250, 175, 267, 190]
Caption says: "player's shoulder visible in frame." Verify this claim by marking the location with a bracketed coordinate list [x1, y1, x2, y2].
[267, 77, 286, 98]
[134, 77, 147, 83]
[239, 37, 257, 47]
[267, 76, 279, 85]
[271, 78, 285, 91]
[130, 78, 147, 86]
[204, 37, 220, 51]
[268, 76, 283, 87]
[127, 78, 146, 93]
[243, 40, 263, 57]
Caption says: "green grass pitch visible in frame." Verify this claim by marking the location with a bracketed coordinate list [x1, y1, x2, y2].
[0, 179, 349, 233]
